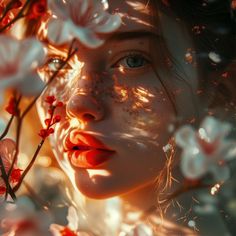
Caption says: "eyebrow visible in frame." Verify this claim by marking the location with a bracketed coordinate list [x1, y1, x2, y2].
[107, 30, 161, 41]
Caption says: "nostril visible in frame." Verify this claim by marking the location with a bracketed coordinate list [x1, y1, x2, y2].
[83, 113, 96, 121]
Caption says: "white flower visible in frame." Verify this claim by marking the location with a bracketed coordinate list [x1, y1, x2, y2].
[0, 200, 52, 236]
[175, 116, 236, 181]
[50, 206, 92, 236]
[0, 35, 45, 96]
[47, 0, 121, 48]
[124, 223, 154, 236]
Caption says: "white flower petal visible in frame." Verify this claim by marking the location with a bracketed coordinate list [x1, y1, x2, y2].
[18, 38, 45, 70]
[18, 74, 45, 96]
[209, 164, 230, 182]
[72, 26, 104, 48]
[0, 35, 19, 68]
[67, 206, 79, 231]
[49, 224, 64, 236]
[94, 14, 122, 33]
[48, 19, 73, 45]
[48, 0, 68, 20]
[175, 126, 196, 148]
[200, 116, 231, 142]
[181, 147, 207, 179]
[217, 141, 236, 161]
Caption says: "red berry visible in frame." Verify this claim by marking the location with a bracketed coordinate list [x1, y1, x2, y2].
[38, 129, 48, 139]
[44, 118, 51, 126]
[56, 101, 64, 107]
[48, 128, 54, 134]
[53, 115, 61, 123]
[45, 96, 56, 105]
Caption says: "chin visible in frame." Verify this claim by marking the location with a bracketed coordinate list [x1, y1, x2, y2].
[73, 168, 135, 199]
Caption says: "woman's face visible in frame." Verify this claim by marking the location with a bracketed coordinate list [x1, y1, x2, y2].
[37, 0, 180, 199]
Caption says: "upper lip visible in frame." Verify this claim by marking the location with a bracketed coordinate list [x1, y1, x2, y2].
[64, 130, 115, 152]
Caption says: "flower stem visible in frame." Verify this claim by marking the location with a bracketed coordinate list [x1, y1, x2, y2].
[0, 155, 16, 201]
[0, 94, 22, 141]
[13, 138, 45, 192]
[13, 107, 56, 192]
[0, 115, 14, 140]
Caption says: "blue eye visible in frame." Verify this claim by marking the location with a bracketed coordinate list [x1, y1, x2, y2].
[113, 53, 150, 69]
[46, 58, 72, 72]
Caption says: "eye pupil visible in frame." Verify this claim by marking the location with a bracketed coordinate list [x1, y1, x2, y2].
[126, 56, 146, 68]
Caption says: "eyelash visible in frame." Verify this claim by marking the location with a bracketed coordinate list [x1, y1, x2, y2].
[111, 52, 151, 70]
[45, 57, 72, 72]
[45, 51, 151, 73]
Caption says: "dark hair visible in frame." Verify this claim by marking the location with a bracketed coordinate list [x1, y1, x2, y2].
[150, 0, 236, 125]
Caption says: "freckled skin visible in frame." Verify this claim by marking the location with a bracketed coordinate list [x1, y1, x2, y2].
[37, 0, 192, 201]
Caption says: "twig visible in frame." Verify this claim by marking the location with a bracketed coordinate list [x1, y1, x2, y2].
[13, 106, 56, 192]
[0, 155, 16, 200]
[0, 115, 14, 140]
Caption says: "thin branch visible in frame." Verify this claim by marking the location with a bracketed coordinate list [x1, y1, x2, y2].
[13, 138, 45, 192]
[7, 94, 23, 181]
[13, 107, 56, 192]
[0, 155, 16, 200]
[0, 115, 14, 140]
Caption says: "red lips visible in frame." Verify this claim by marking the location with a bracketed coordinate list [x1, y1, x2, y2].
[64, 131, 115, 168]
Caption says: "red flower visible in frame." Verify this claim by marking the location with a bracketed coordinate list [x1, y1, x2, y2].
[53, 115, 61, 123]
[45, 95, 56, 105]
[5, 97, 17, 115]
[60, 227, 77, 236]
[10, 168, 22, 183]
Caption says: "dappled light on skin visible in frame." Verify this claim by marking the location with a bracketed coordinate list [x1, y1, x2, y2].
[87, 169, 111, 183]
[119, 12, 154, 28]
[126, 1, 151, 15]
[131, 86, 154, 111]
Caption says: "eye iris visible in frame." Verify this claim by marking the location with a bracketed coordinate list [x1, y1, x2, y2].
[126, 56, 146, 68]
[48, 59, 63, 71]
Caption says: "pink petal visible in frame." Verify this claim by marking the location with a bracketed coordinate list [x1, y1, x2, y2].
[0, 139, 16, 172]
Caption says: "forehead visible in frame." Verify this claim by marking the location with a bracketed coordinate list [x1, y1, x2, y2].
[107, 0, 157, 33]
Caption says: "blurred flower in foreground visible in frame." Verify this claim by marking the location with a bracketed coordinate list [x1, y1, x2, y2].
[47, 0, 121, 47]
[50, 206, 91, 236]
[0, 35, 45, 96]
[0, 199, 52, 236]
[175, 116, 236, 181]
[0, 138, 21, 197]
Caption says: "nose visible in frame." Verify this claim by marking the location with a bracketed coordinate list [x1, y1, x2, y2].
[66, 71, 105, 122]
[66, 94, 104, 121]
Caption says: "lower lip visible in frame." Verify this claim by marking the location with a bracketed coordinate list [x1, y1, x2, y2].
[68, 149, 115, 168]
